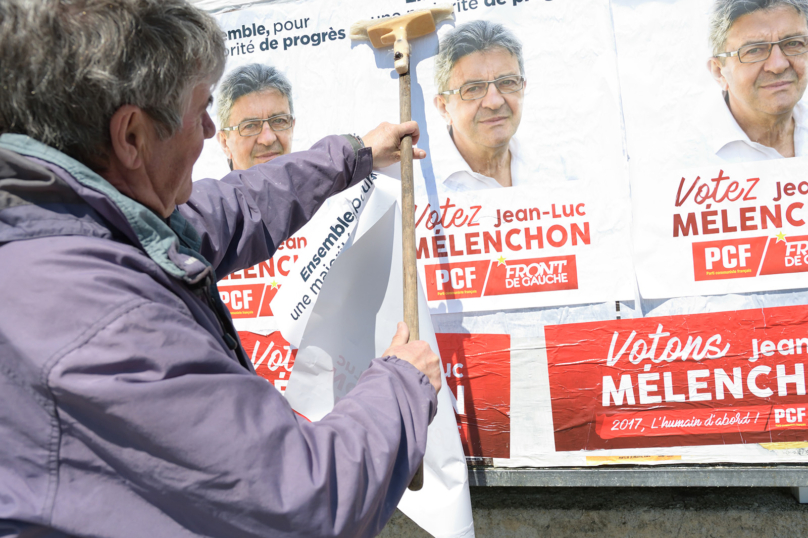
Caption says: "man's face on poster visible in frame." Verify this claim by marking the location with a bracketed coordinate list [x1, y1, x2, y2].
[218, 88, 294, 170]
[436, 48, 525, 152]
[710, 5, 808, 118]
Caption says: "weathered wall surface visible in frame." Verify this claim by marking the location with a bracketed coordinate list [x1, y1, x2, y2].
[381, 487, 808, 538]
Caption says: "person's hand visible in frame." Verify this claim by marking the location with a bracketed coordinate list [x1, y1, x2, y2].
[362, 121, 427, 170]
[382, 322, 441, 394]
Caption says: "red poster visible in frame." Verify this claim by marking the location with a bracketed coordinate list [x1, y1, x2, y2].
[483, 255, 577, 296]
[424, 260, 490, 300]
[219, 284, 265, 318]
[220, 282, 282, 318]
[545, 305, 808, 451]
[436, 333, 511, 458]
[258, 284, 281, 317]
[218, 241, 303, 319]
[424, 255, 578, 301]
[691, 237, 767, 281]
[759, 235, 808, 275]
[238, 331, 297, 392]
[690, 235, 808, 281]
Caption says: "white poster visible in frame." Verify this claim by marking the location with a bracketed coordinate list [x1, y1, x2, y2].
[283, 204, 475, 538]
[415, 185, 634, 313]
[633, 157, 808, 299]
[217, 181, 374, 336]
[613, 0, 808, 303]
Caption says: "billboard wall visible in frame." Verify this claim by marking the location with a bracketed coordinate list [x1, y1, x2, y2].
[194, 0, 808, 467]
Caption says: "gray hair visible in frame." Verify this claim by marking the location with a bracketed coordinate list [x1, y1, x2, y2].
[434, 20, 524, 95]
[0, 0, 226, 168]
[217, 64, 295, 128]
[709, 0, 808, 56]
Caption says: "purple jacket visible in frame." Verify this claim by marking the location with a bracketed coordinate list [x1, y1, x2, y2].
[0, 134, 437, 538]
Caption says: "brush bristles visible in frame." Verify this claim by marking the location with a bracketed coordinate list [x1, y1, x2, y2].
[349, 4, 455, 41]
[431, 4, 455, 25]
[349, 19, 375, 41]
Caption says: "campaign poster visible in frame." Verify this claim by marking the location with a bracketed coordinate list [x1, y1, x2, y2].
[416, 184, 634, 313]
[194, 0, 634, 325]
[412, 0, 634, 312]
[214, 177, 376, 337]
[633, 157, 808, 299]
[238, 331, 298, 391]
[428, 317, 808, 468]
[546, 305, 808, 450]
[613, 0, 808, 301]
[436, 333, 511, 459]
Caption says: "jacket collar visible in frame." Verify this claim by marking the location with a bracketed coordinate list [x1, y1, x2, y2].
[0, 133, 211, 285]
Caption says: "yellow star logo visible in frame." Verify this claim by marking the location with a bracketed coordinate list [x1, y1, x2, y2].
[776, 231, 787, 243]
[496, 256, 507, 266]
[270, 281, 280, 290]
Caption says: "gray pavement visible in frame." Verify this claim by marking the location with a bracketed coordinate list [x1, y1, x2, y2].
[381, 487, 808, 537]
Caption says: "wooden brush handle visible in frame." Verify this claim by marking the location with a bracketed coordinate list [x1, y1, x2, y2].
[400, 69, 423, 492]
[400, 72, 418, 343]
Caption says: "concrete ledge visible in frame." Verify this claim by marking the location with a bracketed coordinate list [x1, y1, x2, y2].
[469, 465, 808, 487]
[381, 486, 808, 537]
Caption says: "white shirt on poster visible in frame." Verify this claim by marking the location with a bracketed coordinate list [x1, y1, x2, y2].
[711, 97, 808, 162]
[435, 126, 529, 193]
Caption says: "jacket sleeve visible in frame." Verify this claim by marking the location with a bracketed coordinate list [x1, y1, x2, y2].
[47, 297, 437, 538]
[180, 134, 372, 278]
